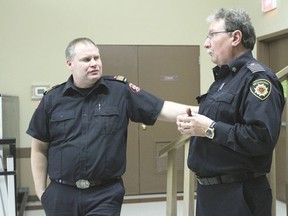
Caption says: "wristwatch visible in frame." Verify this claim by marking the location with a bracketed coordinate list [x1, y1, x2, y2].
[205, 121, 216, 139]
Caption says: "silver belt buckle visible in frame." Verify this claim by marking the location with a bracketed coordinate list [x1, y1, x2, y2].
[76, 179, 90, 189]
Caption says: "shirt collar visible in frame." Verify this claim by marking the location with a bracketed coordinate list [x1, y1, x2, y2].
[212, 51, 253, 80]
[62, 75, 109, 96]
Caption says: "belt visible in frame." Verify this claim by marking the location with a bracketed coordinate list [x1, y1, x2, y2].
[51, 177, 121, 189]
[197, 172, 266, 186]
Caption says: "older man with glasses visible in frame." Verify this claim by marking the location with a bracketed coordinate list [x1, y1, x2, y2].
[177, 8, 285, 216]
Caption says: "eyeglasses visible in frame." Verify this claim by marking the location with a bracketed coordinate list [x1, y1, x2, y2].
[206, 31, 233, 40]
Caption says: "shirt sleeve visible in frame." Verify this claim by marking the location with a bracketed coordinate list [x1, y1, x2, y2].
[213, 73, 284, 156]
[26, 98, 50, 142]
[126, 83, 164, 125]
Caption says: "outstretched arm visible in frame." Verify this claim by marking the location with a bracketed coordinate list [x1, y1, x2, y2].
[157, 101, 198, 122]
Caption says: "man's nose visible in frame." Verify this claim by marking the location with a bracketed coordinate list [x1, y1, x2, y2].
[90, 59, 98, 66]
[203, 38, 210, 48]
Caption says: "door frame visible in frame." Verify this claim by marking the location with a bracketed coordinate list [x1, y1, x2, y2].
[257, 28, 288, 204]
[257, 28, 288, 64]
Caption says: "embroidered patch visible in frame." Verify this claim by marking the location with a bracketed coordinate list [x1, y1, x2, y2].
[250, 79, 272, 100]
[129, 83, 141, 93]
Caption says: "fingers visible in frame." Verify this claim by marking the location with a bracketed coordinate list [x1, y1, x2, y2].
[186, 107, 192, 116]
[178, 122, 184, 134]
[176, 112, 197, 135]
[177, 118, 192, 135]
[176, 112, 214, 137]
[178, 123, 184, 134]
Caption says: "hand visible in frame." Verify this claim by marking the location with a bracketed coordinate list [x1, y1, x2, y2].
[176, 113, 214, 137]
[36, 189, 45, 201]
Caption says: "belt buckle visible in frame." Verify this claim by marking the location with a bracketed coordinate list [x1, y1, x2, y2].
[76, 179, 90, 189]
[197, 178, 208, 185]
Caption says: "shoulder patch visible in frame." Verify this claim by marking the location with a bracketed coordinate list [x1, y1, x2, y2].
[247, 62, 265, 73]
[128, 83, 141, 93]
[250, 79, 272, 100]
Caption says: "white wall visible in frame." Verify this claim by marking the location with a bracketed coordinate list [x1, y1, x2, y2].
[0, 0, 287, 150]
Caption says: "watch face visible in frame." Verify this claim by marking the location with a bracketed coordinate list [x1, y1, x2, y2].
[206, 128, 214, 139]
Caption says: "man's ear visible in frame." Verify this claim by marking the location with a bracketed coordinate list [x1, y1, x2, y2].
[66, 60, 72, 70]
[231, 30, 242, 46]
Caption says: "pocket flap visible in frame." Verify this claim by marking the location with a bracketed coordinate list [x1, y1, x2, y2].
[51, 111, 75, 122]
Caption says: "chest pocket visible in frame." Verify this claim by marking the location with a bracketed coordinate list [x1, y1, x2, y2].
[94, 106, 120, 135]
[202, 92, 235, 120]
[212, 92, 235, 103]
[50, 111, 75, 142]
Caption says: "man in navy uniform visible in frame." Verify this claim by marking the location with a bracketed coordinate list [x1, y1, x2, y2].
[177, 8, 284, 216]
[27, 37, 196, 216]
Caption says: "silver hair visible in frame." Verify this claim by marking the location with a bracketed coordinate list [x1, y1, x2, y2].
[207, 8, 256, 50]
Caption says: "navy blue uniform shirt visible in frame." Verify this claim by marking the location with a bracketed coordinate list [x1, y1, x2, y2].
[188, 51, 285, 177]
[27, 75, 164, 181]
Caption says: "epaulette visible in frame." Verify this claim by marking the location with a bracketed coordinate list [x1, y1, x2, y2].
[43, 82, 65, 95]
[113, 75, 128, 82]
[104, 75, 128, 83]
[247, 62, 265, 74]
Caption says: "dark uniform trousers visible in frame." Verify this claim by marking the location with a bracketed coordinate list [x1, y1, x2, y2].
[41, 179, 125, 216]
[196, 175, 272, 216]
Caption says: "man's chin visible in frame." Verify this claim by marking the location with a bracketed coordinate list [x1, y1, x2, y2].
[89, 74, 101, 81]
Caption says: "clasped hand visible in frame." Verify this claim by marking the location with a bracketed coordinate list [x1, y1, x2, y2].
[176, 108, 214, 137]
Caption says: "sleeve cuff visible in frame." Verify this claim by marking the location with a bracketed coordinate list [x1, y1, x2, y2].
[213, 121, 232, 145]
